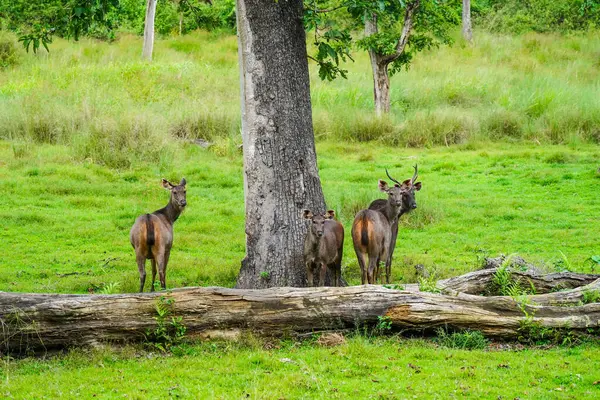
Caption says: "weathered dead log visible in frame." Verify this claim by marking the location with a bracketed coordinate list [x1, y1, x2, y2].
[1, 267, 600, 354]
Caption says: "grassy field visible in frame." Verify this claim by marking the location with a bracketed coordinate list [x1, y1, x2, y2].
[2, 337, 600, 399]
[2, 28, 600, 397]
[1, 140, 599, 293]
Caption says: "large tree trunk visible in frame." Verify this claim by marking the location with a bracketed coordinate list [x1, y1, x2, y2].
[234, 0, 326, 289]
[2, 268, 600, 354]
[142, 0, 158, 61]
[365, 13, 391, 116]
[462, 0, 473, 42]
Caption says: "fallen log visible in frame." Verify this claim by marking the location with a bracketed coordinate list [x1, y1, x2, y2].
[1, 268, 599, 354]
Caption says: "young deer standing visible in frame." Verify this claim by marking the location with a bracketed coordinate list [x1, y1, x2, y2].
[303, 210, 344, 287]
[368, 166, 421, 283]
[130, 178, 187, 292]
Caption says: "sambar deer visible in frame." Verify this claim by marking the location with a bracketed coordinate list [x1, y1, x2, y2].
[303, 209, 344, 287]
[367, 165, 421, 283]
[130, 178, 187, 292]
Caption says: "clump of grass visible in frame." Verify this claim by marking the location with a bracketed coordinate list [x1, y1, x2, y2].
[485, 108, 524, 140]
[170, 112, 239, 142]
[435, 328, 489, 350]
[544, 152, 571, 164]
[74, 119, 171, 169]
[398, 109, 476, 147]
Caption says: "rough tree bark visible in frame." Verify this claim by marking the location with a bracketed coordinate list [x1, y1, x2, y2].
[142, 0, 158, 61]
[235, 0, 326, 288]
[462, 0, 473, 42]
[2, 268, 599, 353]
[364, 2, 419, 115]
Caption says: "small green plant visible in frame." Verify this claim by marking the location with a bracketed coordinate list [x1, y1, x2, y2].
[144, 296, 186, 352]
[435, 328, 489, 350]
[374, 316, 393, 334]
[553, 251, 573, 272]
[585, 255, 600, 272]
[418, 275, 441, 294]
[98, 282, 121, 295]
[490, 256, 535, 296]
[581, 290, 600, 305]
[382, 284, 404, 290]
[259, 271, 270, 280]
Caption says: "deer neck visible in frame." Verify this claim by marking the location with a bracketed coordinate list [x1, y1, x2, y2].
[157, 199, 183, 225]
[384, 202, 401, 223]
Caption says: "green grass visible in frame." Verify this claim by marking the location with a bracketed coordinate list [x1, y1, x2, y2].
[1, 140, 599, 293]
[2, 337, 600, 399]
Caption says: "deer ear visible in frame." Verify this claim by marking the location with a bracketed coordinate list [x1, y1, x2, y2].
[162, 179, 174, 190]
[402, 179, 412, 187]
[303, 210, 313, 219]
[179, 178, 187, 187]
[378, 180, 389, 192]
[413, 182, 422, 191]
[326, 210, 335, 219]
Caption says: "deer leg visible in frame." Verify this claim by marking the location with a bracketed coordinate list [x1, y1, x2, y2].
[355, 252, 368, 285]
[367, 256, 378, 285]
[306, 262, 314, 287]
[136, 254, 147, 293]
[318, 262, 327, 287]
[150, 259, 157, 292]
[386, 222, 399, 284]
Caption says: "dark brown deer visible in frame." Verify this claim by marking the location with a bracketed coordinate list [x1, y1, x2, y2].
[303, 209, 344, 287]
[130, 178, 187, 292]
[368, 165, 421, 283]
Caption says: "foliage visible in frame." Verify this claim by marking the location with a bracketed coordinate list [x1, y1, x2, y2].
[476, 0, 600, 34]
[144, 296, 187, 352]
[0, 30, 20, 68]
[305, 0, 460, 82]
[435, 328, 489, 350]
[0, 0, 119, 52]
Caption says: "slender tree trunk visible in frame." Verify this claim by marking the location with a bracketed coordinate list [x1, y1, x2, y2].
[142, 0, 158, 61]
[462, 0, 473, 42]
[365, 13, 391, 116]
[235, 0, 326, 289]
[179, 12, 183, 36]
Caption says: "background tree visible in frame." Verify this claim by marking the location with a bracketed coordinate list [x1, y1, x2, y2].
[307, 0, 459, 116]
[235, 0, 326, 289]
[142, 0, 158, 60]
[462, 0, 472, 42]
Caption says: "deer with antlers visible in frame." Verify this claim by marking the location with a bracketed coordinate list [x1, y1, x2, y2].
[368, 165, 421, 283]
[352, 165, 421, 284]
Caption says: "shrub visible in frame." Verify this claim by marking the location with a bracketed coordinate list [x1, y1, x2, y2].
[0, 31, 21, 69]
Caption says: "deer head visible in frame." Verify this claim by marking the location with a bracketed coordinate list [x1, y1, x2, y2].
[303, 209, 335, 238]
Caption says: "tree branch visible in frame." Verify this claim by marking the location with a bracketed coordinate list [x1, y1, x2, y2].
[380, 0, 421, 65]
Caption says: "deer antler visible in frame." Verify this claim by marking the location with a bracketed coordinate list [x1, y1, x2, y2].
[411, 164, 418, 184]
[385, 168, 402, 186]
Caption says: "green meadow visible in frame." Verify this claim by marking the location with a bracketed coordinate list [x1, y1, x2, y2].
[1, 29, 600, 397]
